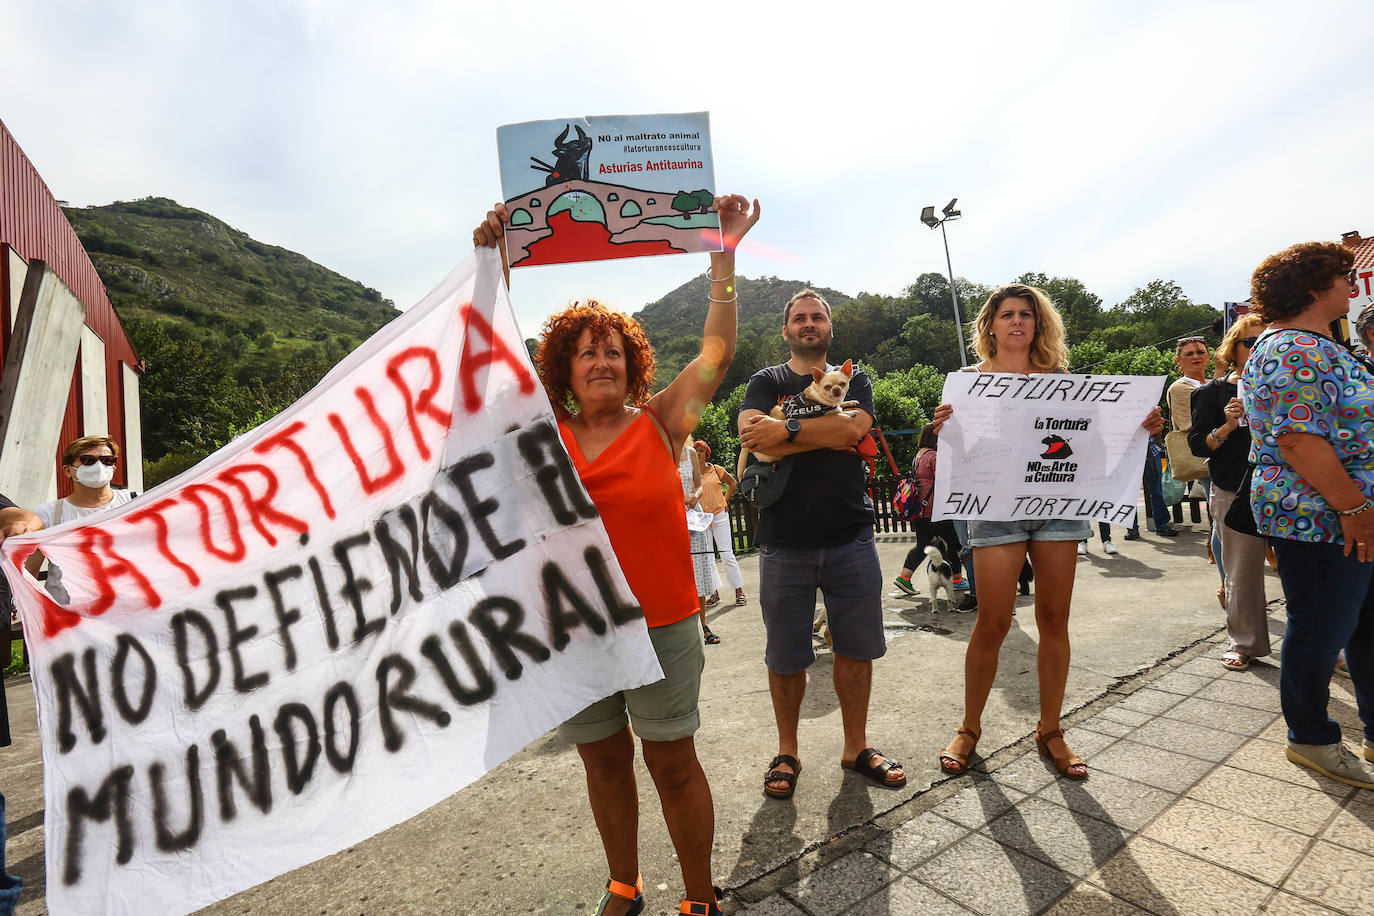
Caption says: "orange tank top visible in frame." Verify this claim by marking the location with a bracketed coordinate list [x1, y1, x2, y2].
[559, 411, 700, 628]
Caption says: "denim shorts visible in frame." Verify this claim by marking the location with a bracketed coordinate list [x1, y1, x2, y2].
[558, 614, 705, 745]
[758, 531, 885, 674]
[966, 518, 1092, 548]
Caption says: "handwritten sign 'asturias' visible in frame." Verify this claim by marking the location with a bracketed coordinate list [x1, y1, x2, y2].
[0, 249, 662, 916]
[932, 372, 1166, 526]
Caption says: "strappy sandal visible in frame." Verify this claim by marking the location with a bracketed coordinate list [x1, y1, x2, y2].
[703, 626, 720, 645]
[1037, 726, 1087, 780]
[593, 875, 644, 916]
[1221, 651, 1251, 671]
[763, 754, 800, 799]
[939, 727, 980, 775]
[679, 886, 724, 916]
[735, 593, 748, 606]
[842, 747, 907, 788]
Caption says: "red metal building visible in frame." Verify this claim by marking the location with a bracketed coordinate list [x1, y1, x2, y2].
[0, 118, 143, 498]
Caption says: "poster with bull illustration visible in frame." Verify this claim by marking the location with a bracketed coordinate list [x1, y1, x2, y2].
[496, 112, 720, 268]
[931, 372, 1166, 526]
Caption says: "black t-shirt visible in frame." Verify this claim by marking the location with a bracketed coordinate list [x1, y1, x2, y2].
[1187, 379, 1250, 492]
[741, 363, 875, 547]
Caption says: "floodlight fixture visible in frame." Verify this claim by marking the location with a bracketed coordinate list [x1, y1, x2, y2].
[921, 197, 969, 367]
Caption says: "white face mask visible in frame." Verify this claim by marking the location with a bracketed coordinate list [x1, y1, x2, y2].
[74, 462, 115, 488]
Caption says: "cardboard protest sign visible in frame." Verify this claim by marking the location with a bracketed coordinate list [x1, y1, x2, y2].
[496, 112, 720, 268]
[932, 373, 1166, 526]
[0, 248, 663, 916]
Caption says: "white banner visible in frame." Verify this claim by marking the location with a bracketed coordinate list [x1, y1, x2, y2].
[932, 373, 1166, 524]
[0, 248, 662, 916]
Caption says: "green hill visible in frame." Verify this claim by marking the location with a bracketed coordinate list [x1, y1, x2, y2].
[64, 197, 401, 483]
[634, 274, 854, 394]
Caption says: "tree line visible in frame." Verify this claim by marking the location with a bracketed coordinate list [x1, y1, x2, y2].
[678, 271, 1222, 475]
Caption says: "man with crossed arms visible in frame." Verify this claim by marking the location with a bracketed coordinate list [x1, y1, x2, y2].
[738, 289, 905, 799]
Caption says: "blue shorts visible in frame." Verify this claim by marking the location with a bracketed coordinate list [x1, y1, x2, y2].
[967, 518, 1092, 548]
[758, 531, 885, 674]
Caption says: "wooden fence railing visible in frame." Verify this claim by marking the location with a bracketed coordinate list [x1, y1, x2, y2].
[724, 477, 918, 554]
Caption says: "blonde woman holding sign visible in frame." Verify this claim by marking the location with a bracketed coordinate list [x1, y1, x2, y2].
[474, 193, 759, 916]
[931, 285, 1164, 780]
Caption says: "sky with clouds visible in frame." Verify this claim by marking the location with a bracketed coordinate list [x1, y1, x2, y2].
[3, 0, 1370, 339]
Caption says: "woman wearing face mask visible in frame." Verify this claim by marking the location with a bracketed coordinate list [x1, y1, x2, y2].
[24, 436, 133, 578]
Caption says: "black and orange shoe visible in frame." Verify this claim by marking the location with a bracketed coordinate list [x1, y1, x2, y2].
[679, 887, 724, 916]
[594, 875, 644, 916]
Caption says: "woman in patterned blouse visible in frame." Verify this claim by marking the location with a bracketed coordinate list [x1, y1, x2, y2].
[1242, 241, 1374, 791]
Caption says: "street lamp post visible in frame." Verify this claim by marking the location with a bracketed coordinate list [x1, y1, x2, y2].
[920, 198, 968, 367]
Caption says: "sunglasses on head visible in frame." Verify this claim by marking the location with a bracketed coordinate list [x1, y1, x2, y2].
[74, 455, 117, 467]
[1177, 336, 1205, 344]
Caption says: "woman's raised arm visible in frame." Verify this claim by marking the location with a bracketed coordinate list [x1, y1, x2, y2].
[650, 195, 760, 445]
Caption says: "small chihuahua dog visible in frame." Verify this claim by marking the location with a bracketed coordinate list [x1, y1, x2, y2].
[739, 360, 860, 475]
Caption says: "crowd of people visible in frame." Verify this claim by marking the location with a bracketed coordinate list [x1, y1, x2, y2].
[1, 219, 1371, 915]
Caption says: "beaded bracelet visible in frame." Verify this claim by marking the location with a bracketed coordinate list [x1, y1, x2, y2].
[1335, 500, 1373, 517]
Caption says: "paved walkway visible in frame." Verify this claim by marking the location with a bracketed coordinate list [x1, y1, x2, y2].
[731, 610, 1374, 915]
[5, 521, 1372, 914]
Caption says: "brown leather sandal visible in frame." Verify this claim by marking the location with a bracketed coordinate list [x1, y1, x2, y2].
[1036, 727, 1087, 780]
[939, 727, 980, 775]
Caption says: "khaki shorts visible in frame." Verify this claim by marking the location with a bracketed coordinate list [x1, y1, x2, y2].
[558, 614, 705, 745]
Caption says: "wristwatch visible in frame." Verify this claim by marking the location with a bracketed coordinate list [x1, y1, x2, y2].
[785, 417, 801, 443]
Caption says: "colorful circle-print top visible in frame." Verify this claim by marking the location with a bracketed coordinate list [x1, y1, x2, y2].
[1242, 328, 1374, 543]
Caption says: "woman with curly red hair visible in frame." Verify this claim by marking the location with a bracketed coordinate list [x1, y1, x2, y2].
[475, 193, 759, 916]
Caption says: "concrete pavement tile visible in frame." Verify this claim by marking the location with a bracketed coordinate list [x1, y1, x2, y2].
[1037, 769, 1177, 832]
[735, 895, 809, 915]
[1090, 739, 1216, 793]
[846, 876, 973, 915]
[1226, 739, 1366, 794]
[1084, 836, 1271, 916]
[1170, 656, 1231, 679]
[1125, 716, 1249, 763]
[1160, 695, 1279, 737]
[1062, 726, 1119, 760]
[781, 849, 898, 914]
[1114, 688, 1183, 716]
[1139, 796, 1309, 883]
[990, 752, 1062, 795]
[1321, 796, 1374, 856]
[1096, 706, 1152, 728]
[931, 778, 1026, 829]
[982, 796, 1128, 878]
[1043, 883, 1151, 915]
[1186, 765, 1347, 835]
[873, 811, 968, 870]
[913, 832, 1073, 915]
[1147, 670, 1216, 697]
[1076, 715, 1134, 739]
[1196, 678, 1282, 712]
[1261, 891, 1346, 915]
[1283, 840, 1374, 915]
[1256, 716, 1290, 745]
